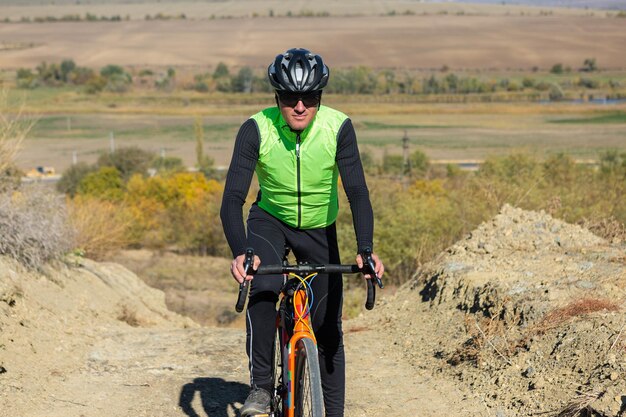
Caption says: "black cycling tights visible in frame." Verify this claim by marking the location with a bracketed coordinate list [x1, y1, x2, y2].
[245, 204, 345, 417]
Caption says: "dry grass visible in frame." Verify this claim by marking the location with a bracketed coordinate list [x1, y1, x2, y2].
[531, 298, 621, 336]
[449, 298, 622, 367]
[448, 314, 514, 366]
[580, 217, 626, 244]
[557, 388, 606, 417]
[67, 196, 131, 260]
[117, 305, 142, 327]
[0, 90, 34, 185]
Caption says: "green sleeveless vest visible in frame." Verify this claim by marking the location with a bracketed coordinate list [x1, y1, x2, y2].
[250, 105, 348, 229]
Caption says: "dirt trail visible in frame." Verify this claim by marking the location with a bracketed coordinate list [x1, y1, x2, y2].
[0, 255, 480, 417]
[3, 204, 624, 416]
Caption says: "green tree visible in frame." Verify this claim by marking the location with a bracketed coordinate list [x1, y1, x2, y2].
[57, 162, 96, 197]
[550, 63, 564, 74]
[581, 58, 597, 72]
[213, 62, 230, 79]
[194, 117, 216, 178]
[100, 64, 126, 78]
[232, 66, 254, 93]
[97, 146, 155, 180]
[60, 59, 76, 82]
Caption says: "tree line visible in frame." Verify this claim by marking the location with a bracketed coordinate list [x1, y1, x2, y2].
[15, 60, 625, 100]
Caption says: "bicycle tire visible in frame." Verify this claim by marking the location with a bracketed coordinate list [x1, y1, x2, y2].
[294, 337, 325, 417]
[272, 328, 285, 416]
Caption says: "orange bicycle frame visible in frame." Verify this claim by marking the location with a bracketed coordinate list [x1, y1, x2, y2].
[283, 273, 317, 417]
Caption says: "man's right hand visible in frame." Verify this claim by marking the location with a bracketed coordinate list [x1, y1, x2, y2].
[231, 253, 261, 284]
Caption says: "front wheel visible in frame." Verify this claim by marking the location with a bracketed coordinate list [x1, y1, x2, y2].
[272, 328, 285, 416]
[294, 337, 325, 417]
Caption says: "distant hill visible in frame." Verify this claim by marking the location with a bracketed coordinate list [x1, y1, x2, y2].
[431, 0, 626, 10]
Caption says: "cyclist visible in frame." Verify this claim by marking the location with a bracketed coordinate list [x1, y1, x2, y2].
[220, 48, 384, 417]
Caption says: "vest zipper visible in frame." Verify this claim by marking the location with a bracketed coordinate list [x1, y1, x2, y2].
[296, 133, 302, 228]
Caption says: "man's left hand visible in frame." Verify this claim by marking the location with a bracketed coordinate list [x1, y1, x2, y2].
[356, 252, 385, 279]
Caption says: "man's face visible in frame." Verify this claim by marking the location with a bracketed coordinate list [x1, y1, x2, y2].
[277, 91, 321, 131]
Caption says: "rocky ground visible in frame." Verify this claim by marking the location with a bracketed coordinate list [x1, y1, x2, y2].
[1, 204, 624, 416]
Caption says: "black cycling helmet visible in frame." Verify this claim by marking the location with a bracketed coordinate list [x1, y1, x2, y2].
[268, 48, 329, 93]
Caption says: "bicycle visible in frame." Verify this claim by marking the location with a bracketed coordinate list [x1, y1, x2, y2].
[234, 247, 383, 417]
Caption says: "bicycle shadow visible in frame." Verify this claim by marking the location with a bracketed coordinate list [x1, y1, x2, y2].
[179, 377, 248, 417]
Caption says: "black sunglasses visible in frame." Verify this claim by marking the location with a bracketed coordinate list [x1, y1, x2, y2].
[277, 92, 321, 108]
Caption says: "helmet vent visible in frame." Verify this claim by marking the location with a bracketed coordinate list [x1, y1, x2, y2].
[268, 48, 329, 93]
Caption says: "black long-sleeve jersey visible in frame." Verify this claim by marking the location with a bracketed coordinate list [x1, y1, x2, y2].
[220, 117, 374, 258]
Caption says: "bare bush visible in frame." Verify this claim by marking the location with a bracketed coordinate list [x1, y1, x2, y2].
[0, 91, 34, 187]
[448, 314, 514, 366]
[579, 216, 626, 244]
[0, 186, 74, 269]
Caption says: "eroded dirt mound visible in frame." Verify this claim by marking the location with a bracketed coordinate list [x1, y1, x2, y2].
[378, 204, 626, 416]
[0, 256, 196, 415]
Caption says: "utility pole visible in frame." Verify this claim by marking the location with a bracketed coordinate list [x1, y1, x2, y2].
[402, 130, 410, 189]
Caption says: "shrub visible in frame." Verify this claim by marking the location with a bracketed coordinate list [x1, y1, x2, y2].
[78, 166, 125, 201]
[231, 66, 254, 93]
[213, 62, 231, 91]
[410, 149, 430, 177]
[85, 75, 107, 94]
[97, 146, 155, 180]
[151, 156, 185, 174]
[0, 187, 74, 269]
[67, 195, 131, 260]
[577, 78, 599, 89]
[100, 64, 126, 79]
[522, 77, 535, 88]
[68, 66, 97, 85]
[100, 65, 132, 92]
[550, 63, 564, 74]
[382, 153, 404, 176]
[16, 68, 38, 89]
[57, 162, 96, 197]
[123, 173, 228, 254]
[581, 58, 597, 72]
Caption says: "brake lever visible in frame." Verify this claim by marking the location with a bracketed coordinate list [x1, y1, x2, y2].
[362, 247, 384, 289]
[235, 248, 255, 313]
